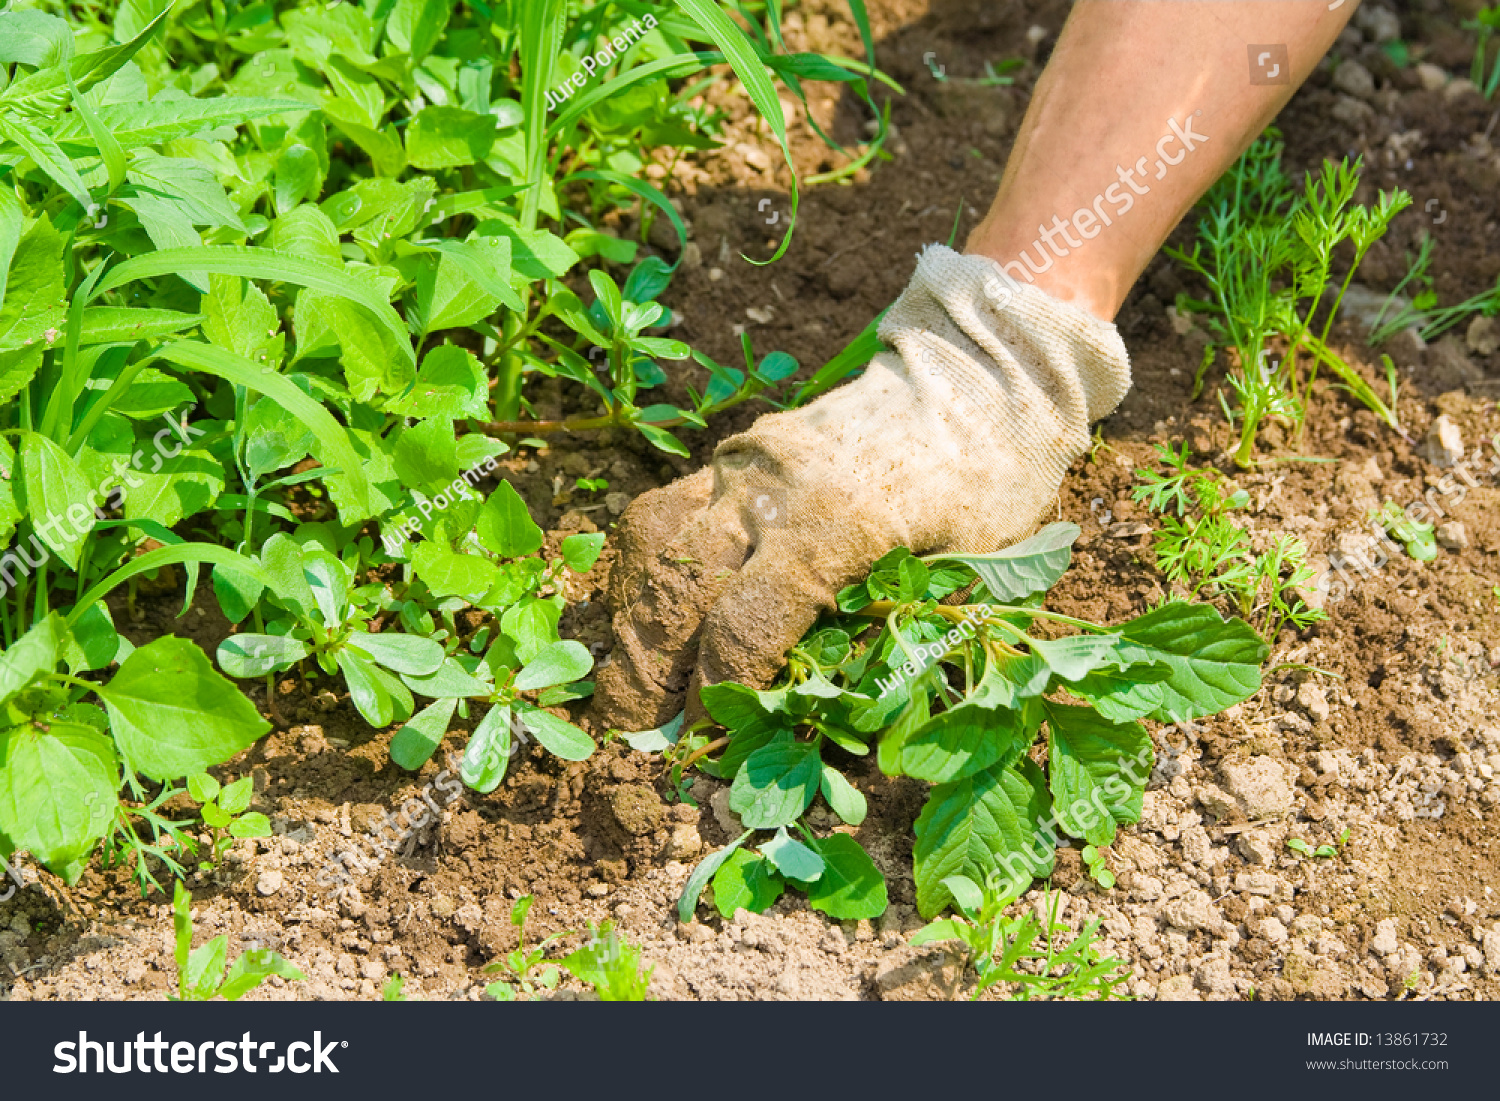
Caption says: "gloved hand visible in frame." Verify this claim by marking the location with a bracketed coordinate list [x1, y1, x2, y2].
[593, 244, 1132, 731]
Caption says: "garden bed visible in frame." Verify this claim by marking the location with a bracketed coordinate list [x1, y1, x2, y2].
[5, 0, 1500, 1002]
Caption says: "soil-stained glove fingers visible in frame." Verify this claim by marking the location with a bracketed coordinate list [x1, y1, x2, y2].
[594, 469, 750, 731]
[685, 535, 843, 724]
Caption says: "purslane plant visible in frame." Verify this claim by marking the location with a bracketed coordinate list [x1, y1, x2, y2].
[674, 523, 1268, 923]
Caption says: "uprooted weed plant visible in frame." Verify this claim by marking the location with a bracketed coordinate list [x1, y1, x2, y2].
[0, 0, 893, 897]
[669, 523, 1268, 936]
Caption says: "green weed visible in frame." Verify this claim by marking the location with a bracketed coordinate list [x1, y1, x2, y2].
[911, 877, 1131, 1001]
[1169, 133, 1410, 465]
[171, 880, 303, 1000]
[674, 522, 1268, 925]
[1468, 5, 1500, 98]
[1132, 442, 1325, 640]
[0, 0, 892, 897]
[484, 894, 652, 1001]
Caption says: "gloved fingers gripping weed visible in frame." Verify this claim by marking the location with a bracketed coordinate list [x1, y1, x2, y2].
[594, 245, 1133, 732]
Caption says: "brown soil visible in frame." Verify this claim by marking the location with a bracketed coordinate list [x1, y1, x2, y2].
[5, 0, 1500, 1002]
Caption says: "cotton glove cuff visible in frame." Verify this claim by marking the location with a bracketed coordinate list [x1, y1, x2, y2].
[877, 244, 1132, 487]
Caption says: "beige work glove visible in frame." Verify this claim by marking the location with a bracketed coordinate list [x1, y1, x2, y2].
[594, 244, 1131, 731]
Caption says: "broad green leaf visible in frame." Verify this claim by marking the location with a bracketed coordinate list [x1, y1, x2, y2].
[126, 153, 245, 230]
[804, 834, 887, 920]
[925, 522, 1078, 603]
[387, 345, 489, 419]
[267, 204, 343, 266]
[60, 601, 119, 673]
[819, 764, 867, 826]
[897, 682, 1038, 784]
[228, 812, 272, 839]
[411, 542, 500, 603]
[461, 704, 512, 793]
[187, 773, 221, 804]
[476, 479, 544, 558]
[346, 632, 444, 676]
[218, 777, 253, 816]
[121, 447, 225, 530]
[1069, 665, 1170, 723]
[515, 703, 594, 761]
[760, 827, 824, 882]
[728, 740, 820, 829]
[0, 216, 64, 361]
[0, 722, 116, 877]
[390, 696, 458, 771]
[912, 758, 1053, 918]
[409, 250, 504, 339]
[622, 711, 684, 754]
[943, 874, 984, 916]
[336, 647, 393, 728]
[0, 10, 73, 68]
[406, 106, 498, 169]
[500, 598, 560, 665]
[18, 432, 94, 569]
[1044, 702, 1152, 847]
[391, 415, 461, 494]
[218, 948, 305, 1001]
[65, 96, 312, 147]
[412, 236, 522, 313]
[300, 548, 349, 628]
[1028, 634, 1139, 682]
[257, 533, 317, 620]
[201, 273, 278, 361]
[184, 937, 229, 1000]
[97, 637, 270, 781]
[678, 831, 752, 922]
[712, 849, 784, 918]
[1118, 602, 1268, 721]
[217, 634, 310, 678]
[400, 658, 490, 701]
[909, 919, 967, 948]
[514, 640, 592, 691]
[103, 366, 195, 419]
[0, 188, 23, 318]
[384, 0, 451, 61]
[243, 394, 316, 483]
[560, 532, 605, 573]
[0, 612, 63, 705]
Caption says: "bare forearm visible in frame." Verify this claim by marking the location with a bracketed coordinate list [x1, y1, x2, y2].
[966, 0, 1357, 321]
